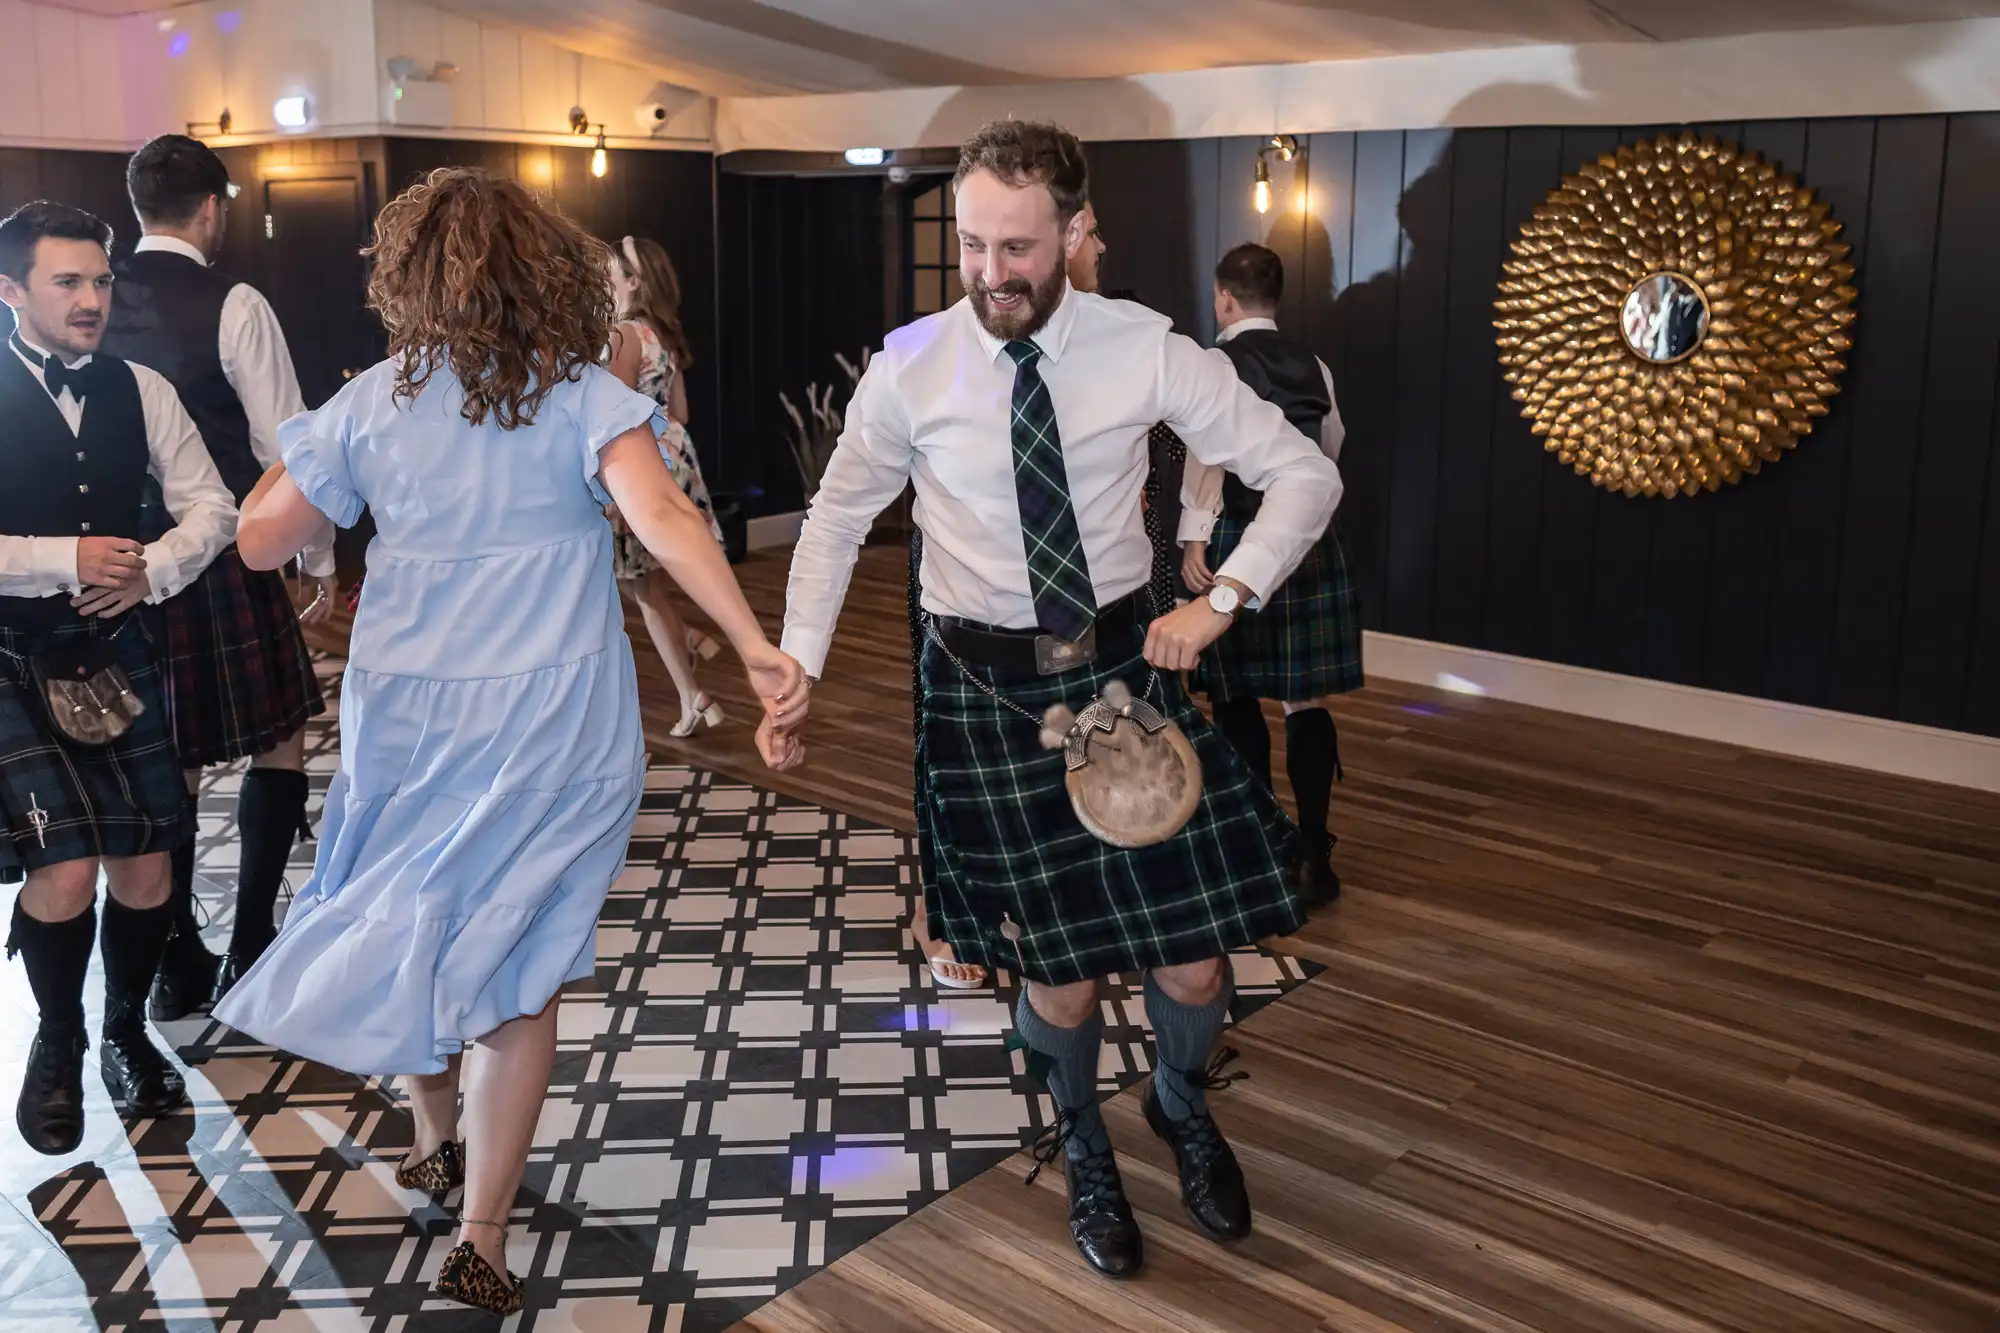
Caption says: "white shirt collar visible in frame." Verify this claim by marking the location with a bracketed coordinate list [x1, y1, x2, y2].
[10, 321, 91, 370]
[969, 278, 1081, 366]
[1216, 316, 1279, 344]
[135, 234, 210, 266]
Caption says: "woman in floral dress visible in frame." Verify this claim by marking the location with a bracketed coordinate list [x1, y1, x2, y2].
[606, 235, 728, 737]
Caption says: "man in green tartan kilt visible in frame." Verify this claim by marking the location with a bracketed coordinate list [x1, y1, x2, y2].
[776, 122, 1341, 1280]
[1182, 243, 1363, 905]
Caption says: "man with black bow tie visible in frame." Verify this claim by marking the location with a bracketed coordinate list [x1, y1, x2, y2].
[0, 200, 234, 1154]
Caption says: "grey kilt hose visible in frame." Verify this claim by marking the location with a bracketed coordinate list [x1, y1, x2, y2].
[0, 614, 189, 882]
[1194, 516, 1364, 705]
[915, 612, 1305, 986]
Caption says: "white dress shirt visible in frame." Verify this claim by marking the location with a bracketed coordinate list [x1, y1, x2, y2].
[0, 331, 237, 606]
[132, 235, 331, 577]
[1179, 316, 1345, 545]
[781, 287, 1342, 679]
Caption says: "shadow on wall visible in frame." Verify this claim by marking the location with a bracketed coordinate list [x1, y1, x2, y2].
[1322, 27, 1958, 711]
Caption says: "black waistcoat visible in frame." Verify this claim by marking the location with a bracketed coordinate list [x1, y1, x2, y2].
[1215, 328, 1331, 523]
[102, 249, 259, 504]
[0, 349, 149, 630]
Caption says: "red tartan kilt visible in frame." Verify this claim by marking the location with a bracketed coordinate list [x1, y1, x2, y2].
[160, 551, 325, 768]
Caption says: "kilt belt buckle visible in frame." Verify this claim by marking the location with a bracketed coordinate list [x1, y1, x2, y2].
[1033, 624, 1096, 675]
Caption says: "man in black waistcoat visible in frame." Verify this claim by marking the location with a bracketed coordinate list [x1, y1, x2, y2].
[99, 136, 334, 1019]
[0, 201, 236, 1153]
[1180, 243, 1363, 905]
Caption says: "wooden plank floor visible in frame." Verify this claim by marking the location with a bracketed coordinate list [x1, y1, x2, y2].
[313, 546, 2000, 1332]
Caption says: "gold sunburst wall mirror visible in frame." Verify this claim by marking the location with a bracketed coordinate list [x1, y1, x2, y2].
[1494, 132, 1858, 497]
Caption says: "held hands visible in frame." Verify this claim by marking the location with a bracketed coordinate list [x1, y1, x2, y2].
[1181, 541, 1214, 595]
[72, 537, 149, 618]
[741, 641, 809, 772]
[77, 537, 146, 590]
[296, 573, 340, 626]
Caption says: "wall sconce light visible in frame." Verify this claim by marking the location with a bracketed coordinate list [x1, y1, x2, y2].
[1253, 134, 1298, 215]
[186, 108, 233, 139]
[571, 108, 609, 177]
[273, 95, 311, 131]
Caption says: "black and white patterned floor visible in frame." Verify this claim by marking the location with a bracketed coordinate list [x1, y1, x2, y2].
[0, 662, 1319, 1331]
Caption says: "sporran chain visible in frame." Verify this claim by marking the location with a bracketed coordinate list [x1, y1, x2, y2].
[918, 589, 1162, 725]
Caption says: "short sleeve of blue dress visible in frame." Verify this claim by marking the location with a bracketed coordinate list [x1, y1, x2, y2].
[569, 365, 662, 504]
[279, 396, 366, 529]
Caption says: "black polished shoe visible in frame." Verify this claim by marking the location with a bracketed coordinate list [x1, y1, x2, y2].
[101, 1007, 190, 1121]
[1290, 851, 1342, 907]
[1027, 1111, 1144, 1279]
[1143, 1052, 1253, 1243]
[16, 1026, 88, 1155]
[148, 938, 220, 1023]
[211, 952, 255, 1006]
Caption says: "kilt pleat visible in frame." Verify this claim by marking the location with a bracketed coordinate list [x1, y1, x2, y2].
[161, 551, 325, 768]
[1195, 516, 1364, 704]
[915, 611, 1303, 985]
[0, 615, 189, 881]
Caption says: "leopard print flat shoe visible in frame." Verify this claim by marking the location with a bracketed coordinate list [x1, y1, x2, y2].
[435, 1240, 525, 1315]
[394, 1139, 464, 1195]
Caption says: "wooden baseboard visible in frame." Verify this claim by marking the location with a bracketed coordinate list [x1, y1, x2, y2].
[1362, 631, 2000, 794]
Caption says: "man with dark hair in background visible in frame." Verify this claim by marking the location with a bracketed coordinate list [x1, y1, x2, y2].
[0, 200, 236, 1152]
[780, 119, 1341, 1279]
[100, 134, 336, 1019]
[1181, 242, 1361, 905]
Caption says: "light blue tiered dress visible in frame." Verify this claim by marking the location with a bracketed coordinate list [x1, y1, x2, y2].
[214, 360, 661, 1076]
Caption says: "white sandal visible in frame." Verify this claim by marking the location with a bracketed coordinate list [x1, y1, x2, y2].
[686, 630, 720, 661]
[671, 693, 724, 738]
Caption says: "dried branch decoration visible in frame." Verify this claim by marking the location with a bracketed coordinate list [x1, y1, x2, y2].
[1495, 132, 1858, 497]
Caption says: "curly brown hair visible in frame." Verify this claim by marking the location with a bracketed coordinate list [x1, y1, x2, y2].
[952, 119, 1088, 225]
[365, 167, 614, 429]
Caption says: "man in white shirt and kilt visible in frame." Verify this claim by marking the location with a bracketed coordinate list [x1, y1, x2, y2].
[98, 135, 335, 1018]
[775, 121, 1340, 1279]
[0, 201, 236, 1153]
[1181, 243, 1364, 905]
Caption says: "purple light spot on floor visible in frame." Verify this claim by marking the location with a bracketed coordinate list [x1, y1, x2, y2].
[168, 32, 191, 56]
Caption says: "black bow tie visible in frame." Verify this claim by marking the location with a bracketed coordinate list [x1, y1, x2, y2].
[12, 335, 98, 403]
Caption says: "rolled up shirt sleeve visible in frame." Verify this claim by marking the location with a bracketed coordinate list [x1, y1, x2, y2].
[1157, 332, 1340, 602]
[780, 353, 914, 679]
[132, 365, 237, 604]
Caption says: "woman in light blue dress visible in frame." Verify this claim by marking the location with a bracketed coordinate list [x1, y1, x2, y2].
[214, 168, 808, 1315]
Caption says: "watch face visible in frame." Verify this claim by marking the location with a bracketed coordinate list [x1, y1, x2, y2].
[1209, 585, 1239, 615]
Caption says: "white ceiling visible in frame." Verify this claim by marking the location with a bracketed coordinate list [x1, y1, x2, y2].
[434, 0, 2000, 97]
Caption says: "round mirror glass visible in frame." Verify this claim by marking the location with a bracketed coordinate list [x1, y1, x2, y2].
[1620, 271, 1710, 364]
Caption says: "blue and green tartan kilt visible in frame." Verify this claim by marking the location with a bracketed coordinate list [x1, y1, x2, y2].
[1194, 516, 1365, 705]
[914, 611, 1304, 986]
[0, 614, 189, 883]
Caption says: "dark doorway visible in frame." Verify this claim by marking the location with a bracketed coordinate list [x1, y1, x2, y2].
[262, 173, 375, 409]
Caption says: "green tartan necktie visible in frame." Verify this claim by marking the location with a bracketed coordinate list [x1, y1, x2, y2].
[1004, 339, 1096, 641]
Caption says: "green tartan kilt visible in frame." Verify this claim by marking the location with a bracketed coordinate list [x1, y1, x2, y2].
[1194, 516, 1365, 704]
[913, 608, 1304, 986]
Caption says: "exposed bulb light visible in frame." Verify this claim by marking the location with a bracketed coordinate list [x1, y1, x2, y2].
[591, 130, 608, 178]
[272, 95, 310, 130]
[844, 147, 885, 167]
[1252, 134, 1297, 216]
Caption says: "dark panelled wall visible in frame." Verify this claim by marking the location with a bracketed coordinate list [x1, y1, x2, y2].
[382, 140, 720, 488]
[0, 148, 140, 256]
[715, 173, 889, 517]
[1087, 115, 2000, 740]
